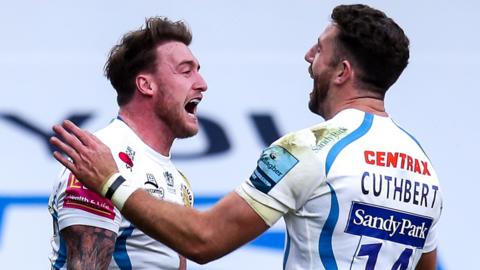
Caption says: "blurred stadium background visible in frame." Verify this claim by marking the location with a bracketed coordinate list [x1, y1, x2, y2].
[1, 0, 478, 269]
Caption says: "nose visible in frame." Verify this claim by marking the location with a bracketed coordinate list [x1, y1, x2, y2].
[304, 45, 315, 63]
[194, 73, 208, 92]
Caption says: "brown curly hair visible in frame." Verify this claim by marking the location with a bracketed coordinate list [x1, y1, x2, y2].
[105, 17, 192, 106]
[331, 4, 410, 95]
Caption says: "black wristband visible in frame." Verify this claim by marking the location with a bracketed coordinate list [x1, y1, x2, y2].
[105, 175, 126, 200]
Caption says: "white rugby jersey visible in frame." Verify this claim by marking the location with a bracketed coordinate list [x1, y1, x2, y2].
[238, 109, 442, 270]
[48, 118, 194, 270]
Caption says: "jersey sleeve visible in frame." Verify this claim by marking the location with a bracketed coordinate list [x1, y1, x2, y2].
[237, 129, 325, 222]
[56, 169, 121, 234]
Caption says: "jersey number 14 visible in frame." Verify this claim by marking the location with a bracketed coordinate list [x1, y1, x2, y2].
[358, 243, 413, 270]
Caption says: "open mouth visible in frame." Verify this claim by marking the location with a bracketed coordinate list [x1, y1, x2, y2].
[185, 98, 201, 116]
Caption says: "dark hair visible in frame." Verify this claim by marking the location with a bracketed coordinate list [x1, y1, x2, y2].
[105, 17, 192, 106]
[331, 4, 409, 95]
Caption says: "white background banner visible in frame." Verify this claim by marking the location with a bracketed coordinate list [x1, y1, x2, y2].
[1, 0, 478, 269]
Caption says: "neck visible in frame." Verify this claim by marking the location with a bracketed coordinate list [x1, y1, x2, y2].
[118, 105, 174, 156]
[338, 97, 387, 116]
[321, 88, 387, 120]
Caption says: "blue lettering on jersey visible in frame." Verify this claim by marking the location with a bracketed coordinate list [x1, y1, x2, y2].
[345, 202, 433, 248]
[250, 145, 298, 193]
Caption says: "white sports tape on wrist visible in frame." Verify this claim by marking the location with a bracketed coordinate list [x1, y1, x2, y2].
[111, 179, 139, 210]
[102, 172, 121, 197]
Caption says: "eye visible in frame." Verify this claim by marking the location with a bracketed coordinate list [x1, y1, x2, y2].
[181, 68, 193, 76]
[177, 62, 197, 76]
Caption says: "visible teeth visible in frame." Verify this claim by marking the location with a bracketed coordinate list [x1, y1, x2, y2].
[189, 98, 200, 105]
[185, 98, 201, 115]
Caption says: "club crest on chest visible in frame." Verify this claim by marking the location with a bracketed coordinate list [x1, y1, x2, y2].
[164, 171, 176, 194]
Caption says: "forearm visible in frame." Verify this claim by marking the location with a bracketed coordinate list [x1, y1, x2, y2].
[122, 189, 223, 263]
[49, 121, 269, 262]
[121, 189, 268, 264]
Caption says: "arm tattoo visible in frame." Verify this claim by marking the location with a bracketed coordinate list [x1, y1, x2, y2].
[61, 225, 116, 270]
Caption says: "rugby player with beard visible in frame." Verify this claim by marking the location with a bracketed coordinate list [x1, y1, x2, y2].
[51, 5, 442, 270]
[48, 17, 207, 270]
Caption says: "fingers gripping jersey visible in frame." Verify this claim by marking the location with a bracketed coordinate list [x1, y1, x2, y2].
[238, 109, 442, 270]
[48, 119, 194, 269]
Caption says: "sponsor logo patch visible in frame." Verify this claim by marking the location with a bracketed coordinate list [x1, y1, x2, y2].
[119, 146, 135, 171]
[345, 202, 433, 248]
[250, 145, 298, 193]
[144, 173, 164, 199]
[181, 183, 193, 207]
[63, 173, 115, 220]
[164, 171, 174, 187]
[146, 186, 165, 199]
[164, 171, 176, 194]
[312, 127, 348, 151]
[145, 173, 159, 188]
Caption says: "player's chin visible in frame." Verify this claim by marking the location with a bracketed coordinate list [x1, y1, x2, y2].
[176, 121, 199, 139]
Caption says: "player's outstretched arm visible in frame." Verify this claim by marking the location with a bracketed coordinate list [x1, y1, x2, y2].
[122, 189, 269, 264]
[50, 120, 270, 264]
[415, 249, 436, 270]
[61, 225, 116, 270]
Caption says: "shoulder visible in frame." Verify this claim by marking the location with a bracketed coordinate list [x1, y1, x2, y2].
[272, 120, 348, 155]
[93, 119, 125, 145]
[92, 119, 137, 156]
[272, 127, 317, 154]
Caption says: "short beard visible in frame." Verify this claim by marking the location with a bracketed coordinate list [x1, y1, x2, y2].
[308, 71, 331, 116]
[154, 88, 198, 139]
[175, 124, 198, 139]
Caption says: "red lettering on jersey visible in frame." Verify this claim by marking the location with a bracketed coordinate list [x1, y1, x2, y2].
[376, 151, 386, 166]
[421, 161, 431, 176]
[386, 152, 399, 167]
[364, 151, 375, 165]
[406, 155, 413, 171]
[414, 159, 422, 174]
[399, 153, 407, 169]
[364, 151, 432, 176]
[63, 173, 115, 220]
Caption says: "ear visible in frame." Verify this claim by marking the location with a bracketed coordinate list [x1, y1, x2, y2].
[333, 60, 352, 85]
[135, 73, 155, 97]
